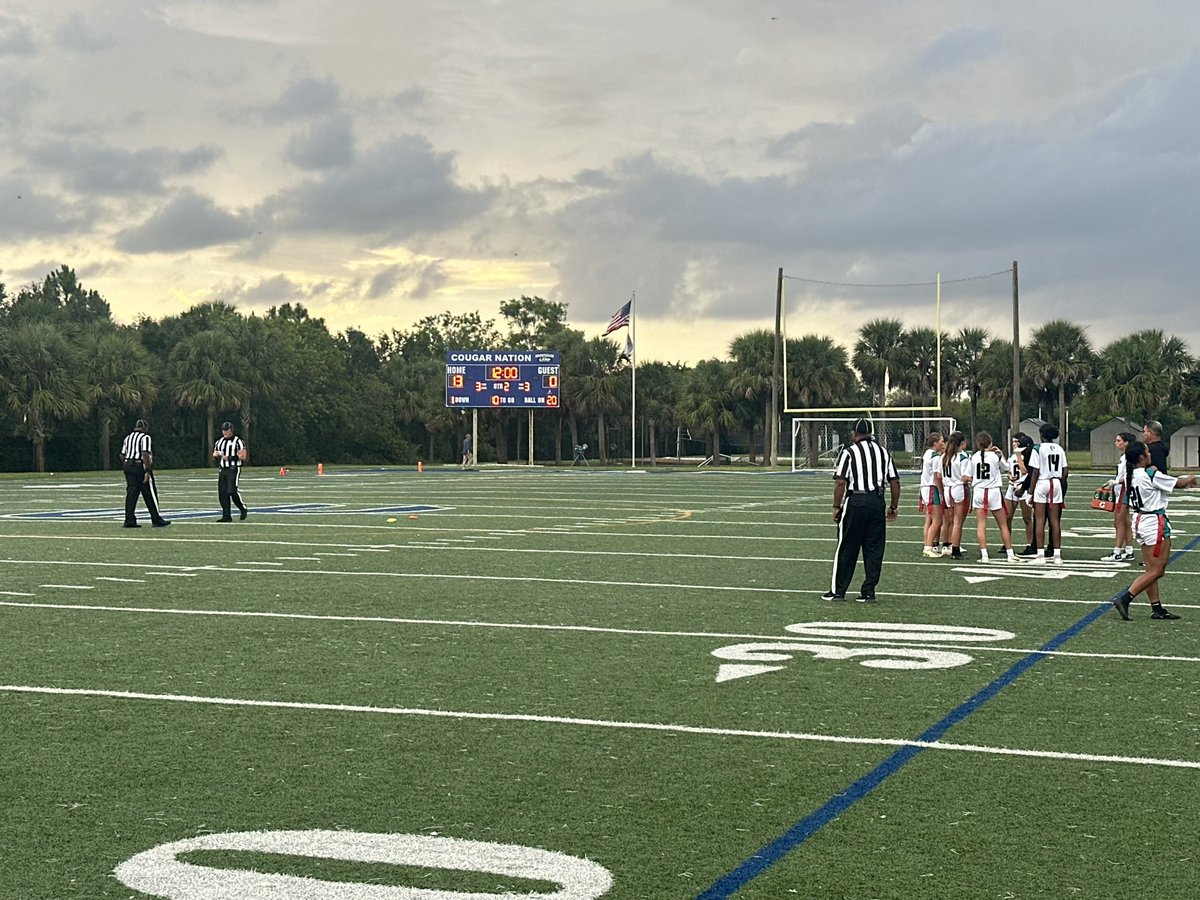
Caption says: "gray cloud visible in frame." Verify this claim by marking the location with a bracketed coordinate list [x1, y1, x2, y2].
[38, 141, 221, 196]
[265, 75, 343, 122]
[264, 134, 495, 238]
[115, 190, 255, 253]
[0, 15, 36, 56]
[285, 113, 355, 170]
[53, 12, 114, 52]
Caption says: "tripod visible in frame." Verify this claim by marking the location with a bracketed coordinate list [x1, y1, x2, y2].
[572, 444, 590, 467]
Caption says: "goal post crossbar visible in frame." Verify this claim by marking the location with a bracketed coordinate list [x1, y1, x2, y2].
[789, 415, 958, 472]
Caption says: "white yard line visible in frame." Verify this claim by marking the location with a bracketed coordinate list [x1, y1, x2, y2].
[1, 682, 1196, 771]
[1, 599, 1196, 664]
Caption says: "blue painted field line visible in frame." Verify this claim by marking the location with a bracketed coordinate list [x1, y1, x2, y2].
[696, 535, 1200, 899]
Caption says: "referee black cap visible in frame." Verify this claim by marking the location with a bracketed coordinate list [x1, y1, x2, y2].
[221, 421, 233, 430]
[852, 418, 873, 435]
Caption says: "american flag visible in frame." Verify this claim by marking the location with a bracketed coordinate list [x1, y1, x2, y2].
[602, 299, 632, 336]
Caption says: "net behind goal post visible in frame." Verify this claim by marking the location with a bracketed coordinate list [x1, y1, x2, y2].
[790, 415, 958, 472]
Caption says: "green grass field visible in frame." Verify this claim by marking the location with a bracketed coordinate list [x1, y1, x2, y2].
[2, 464, 1199, 899]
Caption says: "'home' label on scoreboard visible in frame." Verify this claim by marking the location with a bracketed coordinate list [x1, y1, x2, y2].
[444, 349, 561, 409]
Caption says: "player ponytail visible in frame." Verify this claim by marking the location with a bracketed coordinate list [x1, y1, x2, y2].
[942, 431, 965, 472]
[1124, 440, 1146, 497]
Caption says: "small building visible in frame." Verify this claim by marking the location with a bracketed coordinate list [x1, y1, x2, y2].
[1169, 424, 1200, 469]
[1090, 417, 1140, 468]
[1018, 418, 1047, 444]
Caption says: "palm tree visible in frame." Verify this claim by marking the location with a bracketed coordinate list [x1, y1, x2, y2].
[230, 315, 286, 456]
[635, 361, 683, 465]
[947, 327, 991, 437]
[571, 338, 625, 464]
[1090, 330, 1196, 422]
[81, 326, 160, 469]
[729, 329, 774, 464]
[168, 329, 247, 464]
[852, 319, 911, 407]
[0, 321, 89, 471]
[1026, 320, 1093, 441]
[787, 336, 856, 466]
[678, 358, 739, 465]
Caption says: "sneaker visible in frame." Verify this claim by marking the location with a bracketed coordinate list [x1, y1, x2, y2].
[1100, 551, 1123, 562]
[950, 549, 964, 560]
[1026, 555, 1046, 564]
[1122, 549, 1136, 561]
[1017, 545, 1037, 558]
[922, 548, 941, 558]
[122, 522, 141, 528]
[239, 508, 248, 521]
[1051, 555, 1063, 566]
[1112, 592, 1132, 620]
[152, 520, 171, 528]
[1150, 607, 1181, 620]
[218, 516, 233, 522]
[821, 591, 846, 602]
[855, 592, 876, 603]
[978, 553, 989, 563]
[940, 546, 951, 557]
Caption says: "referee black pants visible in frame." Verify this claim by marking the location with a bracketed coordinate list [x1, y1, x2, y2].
[831, 493, 887, 596]
[218, 467, 247, 519]
[123, 464, 166, 525]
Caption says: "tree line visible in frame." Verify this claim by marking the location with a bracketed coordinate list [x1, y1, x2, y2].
[2, 266, 1198, 473]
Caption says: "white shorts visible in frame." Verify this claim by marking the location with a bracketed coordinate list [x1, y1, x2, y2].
[1004, 483, 1030, 505]
[1033, 478, 1065, 505]
[942, 483, 967, 508]
[1133, 511, 1171, 548]
[921, 485, 943, 509]
[972, 486, 1003, 511]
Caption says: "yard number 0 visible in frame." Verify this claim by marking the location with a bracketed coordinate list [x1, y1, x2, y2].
[115, 829, 613, 899]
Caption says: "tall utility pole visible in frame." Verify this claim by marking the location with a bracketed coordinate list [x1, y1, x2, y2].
[770, 267, 783, 467]
[1011, 261, 1020, 442]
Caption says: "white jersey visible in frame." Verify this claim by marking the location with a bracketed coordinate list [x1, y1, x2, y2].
[969, 449, 1008, 491]
[1031, 441, 1067, 480]
[942, 451, 971, 488]
[1127, 466, 1179, 514]
[920, 448, 941, 489]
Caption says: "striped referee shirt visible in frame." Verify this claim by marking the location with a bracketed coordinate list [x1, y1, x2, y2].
[214, 435, 246, 468]
[121, 430, 152, 465]
[834, 437, 898, 494]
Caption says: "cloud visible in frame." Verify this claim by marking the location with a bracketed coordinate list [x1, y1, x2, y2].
[37, 141, 221, 196]
[115, 190, 256, 253]
[53, 12, 114, 52]
[264, 134, 495, 238]
[365, 260, 447, 300]
[0, 15, 36, 56]
[285, 114, 355, 170]
[264, 75, 343, 122]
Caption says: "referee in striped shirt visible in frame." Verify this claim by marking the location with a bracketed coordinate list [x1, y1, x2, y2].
[120, 419, 170, 528]
[213, 421, 249, 522]
[823, 418, 900, 603]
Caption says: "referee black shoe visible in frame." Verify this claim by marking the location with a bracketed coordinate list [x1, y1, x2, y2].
[239, 508, 248, 520]
[152, 519, 171, 528]
[217, 516, 233, 522]
[820, 591, 846, 602]
[855, 592, 877, 603]
[122, 523, 141, 528]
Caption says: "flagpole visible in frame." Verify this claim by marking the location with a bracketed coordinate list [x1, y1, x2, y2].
[630, 291, 637, 468]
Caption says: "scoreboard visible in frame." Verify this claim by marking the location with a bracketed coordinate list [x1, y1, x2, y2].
[445, 350, 560, 408]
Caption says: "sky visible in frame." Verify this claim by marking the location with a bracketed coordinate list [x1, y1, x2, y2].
[2, 0, 1200, 365]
